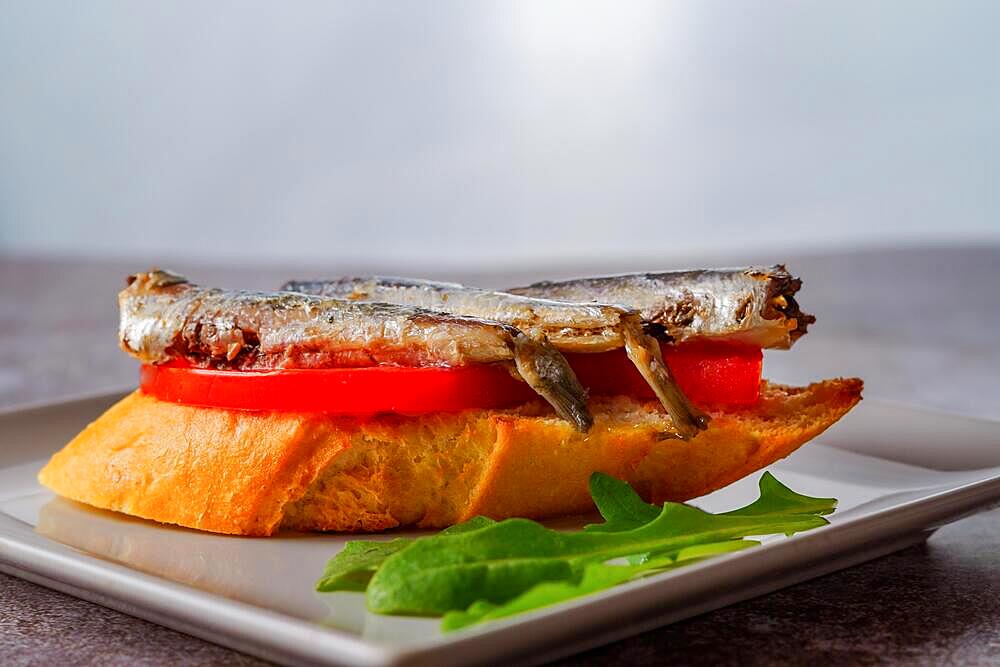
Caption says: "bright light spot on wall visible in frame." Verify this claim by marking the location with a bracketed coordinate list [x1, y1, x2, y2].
[510, 0, 682, 72]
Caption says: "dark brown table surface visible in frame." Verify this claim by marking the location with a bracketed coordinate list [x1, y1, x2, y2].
[2, 246, 999, 666]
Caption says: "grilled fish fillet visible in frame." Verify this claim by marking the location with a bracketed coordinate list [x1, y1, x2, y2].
[284, 276, 640, 352]
[119, 270, 593, 431]
[282, 276, 708, 439]
[508, 265, 814, 349]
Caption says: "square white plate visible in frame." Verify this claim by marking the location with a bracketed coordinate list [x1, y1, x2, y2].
[2, 392, 1000, 667]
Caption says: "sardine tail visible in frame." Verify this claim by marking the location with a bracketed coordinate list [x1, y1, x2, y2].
[621, 319, 709, 439]
[512, 334, 593, 432]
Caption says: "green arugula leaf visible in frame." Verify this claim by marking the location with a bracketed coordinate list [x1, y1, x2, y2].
[441, 561, 645, 631]
[583, 473, 660, 533]
[624, 538, 759, 565]
[723, 472, 837, 518]
[586, 470, 836, 563]
[441, 539, 758, 631]
[316, 538, 412, 592]
[316, 516, 496, 592]
[585, 471, 836, 536]
[316, 472, 837, 630]
[365, 500, 828, 615]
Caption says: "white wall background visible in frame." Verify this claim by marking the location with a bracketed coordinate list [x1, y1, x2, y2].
[1, 1, 997, 269]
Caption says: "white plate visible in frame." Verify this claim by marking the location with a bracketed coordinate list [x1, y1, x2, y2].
[2, 392, 1000, 667]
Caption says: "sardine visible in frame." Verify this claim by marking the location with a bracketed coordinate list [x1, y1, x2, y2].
[119, 270, 593, 431]
[507, 265, 814, 349]
[281, 277, 709, 439]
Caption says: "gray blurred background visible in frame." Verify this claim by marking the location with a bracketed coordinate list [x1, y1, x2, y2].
[1, 1, 998, 413]
[2, 1, 997, 269]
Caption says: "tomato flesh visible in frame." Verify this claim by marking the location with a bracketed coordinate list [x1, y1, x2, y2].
[140, 363, 537, 415]
[140, 342, 762, 415]
[567, 342, 762, 407]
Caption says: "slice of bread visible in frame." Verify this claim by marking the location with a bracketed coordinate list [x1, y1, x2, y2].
[38, 379, 862, 536]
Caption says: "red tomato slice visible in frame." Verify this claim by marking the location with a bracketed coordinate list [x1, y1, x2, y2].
[665, 342, 763, 405]
[140, 363, 537, 415]
[566, 341, 763, 407]
[140, 341, 762, 415]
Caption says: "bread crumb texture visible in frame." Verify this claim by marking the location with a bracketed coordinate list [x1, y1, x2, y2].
[38, 379, 862, 535]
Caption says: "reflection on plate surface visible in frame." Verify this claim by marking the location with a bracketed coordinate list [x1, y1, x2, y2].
[33, 496, 445, 642]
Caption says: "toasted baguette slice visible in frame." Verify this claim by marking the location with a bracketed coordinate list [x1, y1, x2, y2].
[38, 379, 862, 536]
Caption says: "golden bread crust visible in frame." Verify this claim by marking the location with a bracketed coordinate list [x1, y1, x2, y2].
[38, 379, 862, 535]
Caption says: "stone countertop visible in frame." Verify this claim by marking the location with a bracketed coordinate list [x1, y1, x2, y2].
[2, 246, 999, 666]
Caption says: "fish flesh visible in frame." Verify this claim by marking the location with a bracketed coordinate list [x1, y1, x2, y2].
[281, 277, 709, 439]
[119, 270, 593, 431]
[507, 265, 814, 349]
[281, 276, 641, 353]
